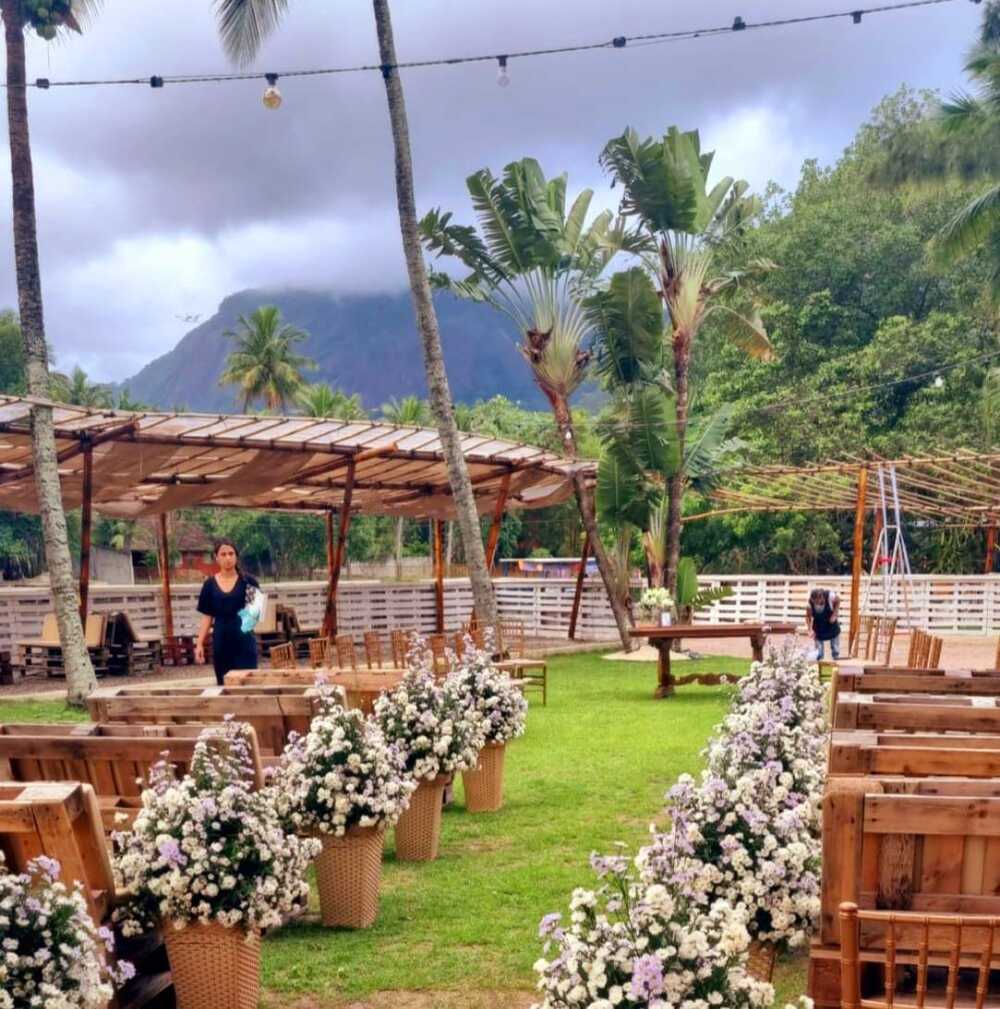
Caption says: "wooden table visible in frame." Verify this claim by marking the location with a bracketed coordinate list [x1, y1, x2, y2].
[630, 623, 798, 698]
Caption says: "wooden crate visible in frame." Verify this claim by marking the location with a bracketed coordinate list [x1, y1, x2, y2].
[0, 722, 264, 831]
[834, 691, 1000, 734]
[226, 668, 403, 715]
[87, 684, 324, 755]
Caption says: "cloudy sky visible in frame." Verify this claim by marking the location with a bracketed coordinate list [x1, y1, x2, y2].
[0, 0, 980, 383]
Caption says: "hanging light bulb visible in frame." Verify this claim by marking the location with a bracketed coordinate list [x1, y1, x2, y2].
[262, 73, 282, 109]
[496, 56, 510, 88]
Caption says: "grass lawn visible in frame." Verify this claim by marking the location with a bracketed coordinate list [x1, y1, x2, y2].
[0, 652, 809, 1005]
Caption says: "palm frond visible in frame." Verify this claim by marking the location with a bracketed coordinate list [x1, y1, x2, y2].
[588, 267, 663, 387]
[213, 0, 288, 66]
[932, 183, 1000, 263]
[707, 303, 775, 361]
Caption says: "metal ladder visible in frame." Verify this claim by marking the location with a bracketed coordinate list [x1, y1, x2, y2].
[861, 463, 914, 627]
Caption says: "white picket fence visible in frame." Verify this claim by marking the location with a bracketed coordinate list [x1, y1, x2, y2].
[3, 573, 1000, 655]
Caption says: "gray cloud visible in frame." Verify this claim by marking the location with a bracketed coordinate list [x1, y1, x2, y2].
[0, 0, 981, 381]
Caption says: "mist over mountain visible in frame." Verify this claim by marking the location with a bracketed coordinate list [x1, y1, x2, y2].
[122, 289, 551, 413]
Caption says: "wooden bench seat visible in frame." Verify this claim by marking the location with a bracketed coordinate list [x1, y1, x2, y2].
[0, 722, 264, 831]
[834, 692, 1000, 734]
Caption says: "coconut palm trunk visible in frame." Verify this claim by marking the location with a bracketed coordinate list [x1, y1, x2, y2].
[2, 0, 97, 703]
[371, 0, 498, 625]
[547, 390, 632, 648]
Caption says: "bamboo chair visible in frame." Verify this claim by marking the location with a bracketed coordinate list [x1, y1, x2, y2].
[334, 634, 358, 670]
[928, 634, 943, 669]
[851, 615, 876, 660]
[906, 629, 926, 667]
[497, 618, 548, 705]
[870, 617, 898, 664]
[839, 902, 1000, 1009]
[269, 641, 297, 670]
[363, 631, 384, 670]
[307, 636, 329, 668]
[462, 622, 487, 652]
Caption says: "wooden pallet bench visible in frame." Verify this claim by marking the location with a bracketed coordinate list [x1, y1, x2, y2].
[0, 722, 264, 831]
[834, 691, 1000, 734]
[87, 684, 325, 755]
[0, 780, 172, 1009]
[830, 730, 1000, 778]
[835, 669, 1000, 697]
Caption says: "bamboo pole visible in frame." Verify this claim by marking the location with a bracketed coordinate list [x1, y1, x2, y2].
[157, 512, 174, 642]
[323, 460, 356, 637]
[433, 518, 445, 633]
[78, 444, 93, 621]
[986, 524, 997, 575]
[568, 533, 592, 641]
[849, 469, 868, 653]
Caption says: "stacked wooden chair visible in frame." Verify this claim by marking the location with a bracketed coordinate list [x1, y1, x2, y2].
[850, 614, 898, 665]
[809, 651, 1000, 1008]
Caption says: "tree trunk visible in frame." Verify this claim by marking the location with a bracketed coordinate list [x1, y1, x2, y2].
[547, 391, 632, 651]
[2, 4, 96, 704]
[665, 334, 689, 594]
[393, 516, 404, 579]
[445, 520, 454, 569]
[371, 0, 498, 626]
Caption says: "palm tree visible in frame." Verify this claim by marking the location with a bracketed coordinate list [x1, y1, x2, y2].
[212, 0, 500, 627]
[419, 158, 643, 648]
[50, 365, 113, 407]
[219, 305, 313, 413]
[297, 383, 367, 420]
[115, 388, 149, 412]
[600, 127, 775, 591]
[0, 0, 99, 703]
[932, 11, 1000, 297]
[382, 395, 431, 579]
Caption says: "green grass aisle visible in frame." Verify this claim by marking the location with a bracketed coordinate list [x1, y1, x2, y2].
[0, 651, 808, 1003]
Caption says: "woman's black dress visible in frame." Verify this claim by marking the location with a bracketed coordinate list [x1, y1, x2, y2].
[197, 573, 260, 686]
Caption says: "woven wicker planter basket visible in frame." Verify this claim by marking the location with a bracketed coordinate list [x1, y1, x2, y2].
[462, 742, 506, 813]
[394, 773, 451, 862]
[747, 939, 777, 982]
[163, 920, 260, 1009]
[314, 825, 385, 928]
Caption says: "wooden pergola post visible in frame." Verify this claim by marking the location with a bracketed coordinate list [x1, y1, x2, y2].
[568, 532, 591, 641]
[157, 512, 175, 643]
[986, 523, 997, 575]
[433, 518, 445, 633]
[483, 472, 512, 572]
[78, 443, 93, 622]
[849, 469, 868, 654]
[323, 460, 355, 637]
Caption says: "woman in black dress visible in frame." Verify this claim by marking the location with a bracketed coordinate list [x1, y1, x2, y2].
[194, 540, 260, 686]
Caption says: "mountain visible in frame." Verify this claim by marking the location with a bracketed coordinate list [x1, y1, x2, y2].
[122, 288, 551, 413]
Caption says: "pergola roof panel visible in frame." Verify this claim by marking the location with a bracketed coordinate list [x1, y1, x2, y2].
[0, 396, 591, 520]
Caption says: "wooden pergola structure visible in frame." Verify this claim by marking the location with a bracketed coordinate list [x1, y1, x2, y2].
[0, 396, 597, 639]
[685, 450, 1000, 647]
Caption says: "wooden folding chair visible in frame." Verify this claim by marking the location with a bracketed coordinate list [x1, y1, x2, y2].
[308, 636, 329, 668]
[497, 618, 547, 705]
[269, 641, 297, 669]
[839, 902, 1000, 1009]
[335, 634, 357, 670]
[363, 631, 384, 669]
[928, 634, 943, 669]
[390, 629, 413, 669]
[427, 634, 451, 677]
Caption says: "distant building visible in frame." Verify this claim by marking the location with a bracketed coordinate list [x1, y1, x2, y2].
[497, 556, 599, 578]
[130, 519, 215, 582]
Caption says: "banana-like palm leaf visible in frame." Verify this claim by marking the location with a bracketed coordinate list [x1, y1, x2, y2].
[596, 449, 650, 528]
[684, 404, 748, 491]
[627, 386, 680, 477]
[688, 585, 734, 612]
[675, 557, 699, 609]
[708, 303, 775, 361]
[589, 267, 664, 386]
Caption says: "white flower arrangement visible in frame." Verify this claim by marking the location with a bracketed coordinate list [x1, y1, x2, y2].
[0, 852, 134, 1009]
[638, 587, 674, 617]
[532, 856, 775, 1009]
[637, 643, 826, 950]
[112, 720, 321, 937]
[445, 639, 528, 745]
[374, 666, 486, 782]
[272, 703, 417, 836]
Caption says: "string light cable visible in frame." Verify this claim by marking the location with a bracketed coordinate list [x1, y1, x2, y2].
[4, 0, 970, 95]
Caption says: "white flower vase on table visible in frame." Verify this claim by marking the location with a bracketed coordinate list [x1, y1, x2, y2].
[638, 587, 675, 627]
[271, 705, 415, 928]
[113, 723, 319, 1009]
[375, 645, 486, 861]
[446, 638, 528, 813]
